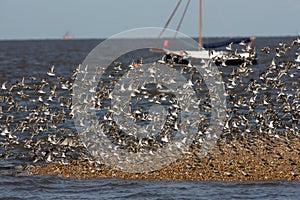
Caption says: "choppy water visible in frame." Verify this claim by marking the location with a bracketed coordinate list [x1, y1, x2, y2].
[0, 37, 299, 199]
[1, 174, 300, 200]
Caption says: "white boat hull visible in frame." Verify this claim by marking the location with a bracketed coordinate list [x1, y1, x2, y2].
[158, 49, 257, 66]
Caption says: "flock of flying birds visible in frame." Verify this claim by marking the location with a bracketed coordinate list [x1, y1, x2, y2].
[0, 37, 299, 167]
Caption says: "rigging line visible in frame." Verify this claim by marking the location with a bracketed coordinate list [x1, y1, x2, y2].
[198, 0, 202, 47]
[174, 0, 190, 38]
[159, 0, 182, 38]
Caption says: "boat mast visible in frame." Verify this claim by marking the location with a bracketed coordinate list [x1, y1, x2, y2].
[198, 0, 202, 48]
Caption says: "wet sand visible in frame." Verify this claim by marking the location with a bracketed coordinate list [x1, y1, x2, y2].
[26, 133, 300, 181]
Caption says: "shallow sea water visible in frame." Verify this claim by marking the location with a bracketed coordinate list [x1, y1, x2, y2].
[1, 173, 300, 199]
[0, 37, 299, 199]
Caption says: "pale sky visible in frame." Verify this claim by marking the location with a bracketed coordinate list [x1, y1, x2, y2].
[0, 0, 300, 40]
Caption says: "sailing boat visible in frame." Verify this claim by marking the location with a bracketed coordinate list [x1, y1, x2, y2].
[63, 32, 72, 40]
[157, 0, 257, 66]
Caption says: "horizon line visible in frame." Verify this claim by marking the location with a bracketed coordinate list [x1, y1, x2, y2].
[0, 34, 299, 41]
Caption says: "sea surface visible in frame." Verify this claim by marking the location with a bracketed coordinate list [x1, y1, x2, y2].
[0, 37, 300, 199]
